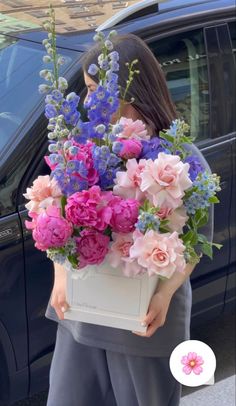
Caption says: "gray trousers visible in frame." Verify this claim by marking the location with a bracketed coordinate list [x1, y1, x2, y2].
[47, 324, 182, 406]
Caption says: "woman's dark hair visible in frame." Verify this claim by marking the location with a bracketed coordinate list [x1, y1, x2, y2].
[81, 33, 177, 136]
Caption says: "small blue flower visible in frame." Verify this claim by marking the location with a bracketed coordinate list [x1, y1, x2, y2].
[109, 61, 119, 72]
[112, 141, 123, 154]
[109, 51, 119, 62]
[51, 89, 63, 102]
[100, 59, 110, 71]
[88, 64, 99, 76]
[45, 104, 57, 119]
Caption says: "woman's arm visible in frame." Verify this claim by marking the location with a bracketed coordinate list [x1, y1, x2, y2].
[156, 261, 196, 297]
[132, 262, 196, 338]
[50, 262, 70, 320]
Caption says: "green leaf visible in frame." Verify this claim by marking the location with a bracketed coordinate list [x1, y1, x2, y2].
[197, 233, 208, 243]
[208, 196, 220, 203]
[61, 195, 67, 217]
[201, 243, 213, 259]
[163, 133, 175, 143]
[182, 230, 198, 245]
[67, 255, 78, 268]
[212, 242, 223, 250]
[73, 227, 81, 237]
[160, 219, 169, 226]
[180, 135, 192, 143]
[195, 209, 208, 228]
[159, 226, 170, 233]
[104, 227, 112, 238]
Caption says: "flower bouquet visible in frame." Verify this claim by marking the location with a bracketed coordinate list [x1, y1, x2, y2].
[24, 7, 222, 332]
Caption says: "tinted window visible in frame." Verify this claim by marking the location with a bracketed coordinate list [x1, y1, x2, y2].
[0, 34, 72, 152]
[149, 30, 209, 141]
[229, 21, 236, 63]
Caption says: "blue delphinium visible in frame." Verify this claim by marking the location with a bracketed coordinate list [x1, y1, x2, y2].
[59, 92, 80, 126]
[184, 155, 203, 181]
[84, 85, 119, 133]
[45, 104, 57, 119]
[91, 144, 122, 188]
[140, 137, 167, 160]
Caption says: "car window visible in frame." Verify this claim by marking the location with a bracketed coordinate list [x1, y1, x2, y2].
[0, 34, 72, 152]
[149, 29, 209, 141]
[229, 21, 236, 63]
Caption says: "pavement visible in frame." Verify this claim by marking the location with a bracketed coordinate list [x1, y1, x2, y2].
[13, 311, 235, 406]
[180, 375, 235, 406]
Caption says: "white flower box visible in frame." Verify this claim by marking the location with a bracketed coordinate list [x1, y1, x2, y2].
[64, 260, 159, 333]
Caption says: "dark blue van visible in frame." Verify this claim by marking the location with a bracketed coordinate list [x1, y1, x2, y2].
[0, 1, 235, 404]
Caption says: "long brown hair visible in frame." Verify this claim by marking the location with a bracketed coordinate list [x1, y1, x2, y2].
[81, 33, 177, 136]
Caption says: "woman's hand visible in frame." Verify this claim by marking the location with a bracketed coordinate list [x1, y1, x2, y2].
[132, 290, 173, 338]
[50, 264, 70, 320]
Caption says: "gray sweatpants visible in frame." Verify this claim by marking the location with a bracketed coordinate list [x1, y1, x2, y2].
[46, 324, 182, 406]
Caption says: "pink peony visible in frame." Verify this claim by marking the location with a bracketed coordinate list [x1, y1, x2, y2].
[129, 229, 186, 278]
[118, 138, 142, 159]
[65, 186, 112, 231]
[181, 352, 204, 375]
[140, 152, 192, 209]
[26, 206, 73, 251]
[76, 229, 110, 268]
[23, 175, 62, 214]
[118, 117, 150, 140]
[113, 158, 146, 201]
[108, 196, 140, 233]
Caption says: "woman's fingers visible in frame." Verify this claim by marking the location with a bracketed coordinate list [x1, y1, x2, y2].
[51, 295, 70, 320]
[144, 316, 164, 337]
[55, 301, 70, 320]
[142, 308, 156, 327]
[132, 311, 164, 337]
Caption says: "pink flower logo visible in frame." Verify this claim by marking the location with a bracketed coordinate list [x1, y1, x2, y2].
[181, 352, 204, 375]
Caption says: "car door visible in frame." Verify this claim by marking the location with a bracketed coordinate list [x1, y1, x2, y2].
[147, 22, 233, 322]
[0, 32, 81, 401]
[223, 21, 236, 312]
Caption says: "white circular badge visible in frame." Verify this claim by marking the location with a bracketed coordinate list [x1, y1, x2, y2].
[169, 340, 216, 387]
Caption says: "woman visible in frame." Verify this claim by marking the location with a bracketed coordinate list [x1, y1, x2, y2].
[45, 33, 214, 406]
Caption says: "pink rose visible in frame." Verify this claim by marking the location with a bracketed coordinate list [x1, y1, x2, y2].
[118, 138, 142, 159]
[106, 232, 146, 277]
[118, 117, 150, 140]
[109, 196, 140, 233]
[65, 186, 112, 231]
[156, 207, 172, 219]
[166, 206, 189, 234]
[23, 175, 62, 214]
[156, 206, 189, 234]
[113, 158, 146, 201]
[76, 229, 110, 268]
[140, 152, 192, 209]
[106, 232, 133, 267]
[26, 206, 72, 251]
[130, 229, 186, 278]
